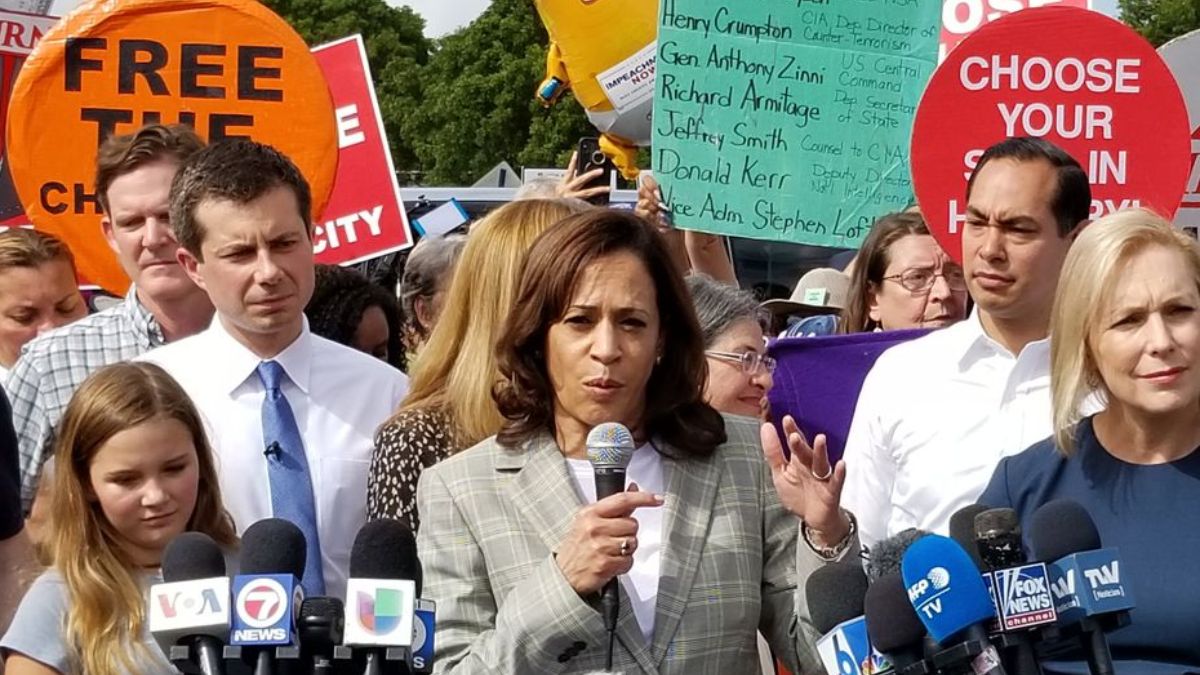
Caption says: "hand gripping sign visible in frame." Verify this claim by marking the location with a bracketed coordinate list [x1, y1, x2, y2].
[6, 0, 338, 294]
[912, 6, 1191, 262]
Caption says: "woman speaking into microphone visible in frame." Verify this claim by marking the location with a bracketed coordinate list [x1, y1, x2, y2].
[415, 210, 826, 674]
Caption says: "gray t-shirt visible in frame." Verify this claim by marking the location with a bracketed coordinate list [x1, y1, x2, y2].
[0, 570, 176, 673]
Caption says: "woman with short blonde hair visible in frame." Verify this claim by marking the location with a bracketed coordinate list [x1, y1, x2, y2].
[369, 198, 592, 530]
[980, 208, 1200, 670]
[0, 229, 86, 376]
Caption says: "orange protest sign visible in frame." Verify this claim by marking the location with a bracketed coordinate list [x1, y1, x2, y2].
[6, 0, 337, 294]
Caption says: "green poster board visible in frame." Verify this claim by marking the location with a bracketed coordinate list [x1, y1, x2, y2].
[653, 0, 940, 247]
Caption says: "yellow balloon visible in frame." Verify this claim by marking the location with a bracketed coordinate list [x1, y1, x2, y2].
[533, 0, 657, 178]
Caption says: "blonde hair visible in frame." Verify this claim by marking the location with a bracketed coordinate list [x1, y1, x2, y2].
[0, 228, 77, 274]
[1050, 208, 1200, 453]
[47, 362, 237, 674]
[395, 199, 591, 446]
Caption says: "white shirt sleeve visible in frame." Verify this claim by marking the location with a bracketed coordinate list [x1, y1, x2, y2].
[839, 355, 898, 550]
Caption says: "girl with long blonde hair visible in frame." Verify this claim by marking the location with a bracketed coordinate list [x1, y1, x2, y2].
[1, 362, 237, 674]
[368, 198, 590, 530]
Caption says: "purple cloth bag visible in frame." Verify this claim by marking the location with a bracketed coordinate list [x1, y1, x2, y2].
[766, 329, 929, 464]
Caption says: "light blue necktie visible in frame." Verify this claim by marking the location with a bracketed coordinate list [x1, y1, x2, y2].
[257, 360, 325, 595]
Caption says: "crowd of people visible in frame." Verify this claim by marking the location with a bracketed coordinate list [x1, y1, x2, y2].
[0, 119, 1195, 675]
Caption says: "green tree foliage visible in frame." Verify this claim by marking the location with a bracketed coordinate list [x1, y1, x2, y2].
[266, 0, 596, 185]
[262, 0, 430, 173]
[402, 0, 593, 185]
[1119, 0, 1200, 46]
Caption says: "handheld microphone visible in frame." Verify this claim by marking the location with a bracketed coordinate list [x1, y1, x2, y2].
[1030, 500, 1132, 675]
[344, 518, 419, 675]
[807, 560, 887, 675]
[149, 532, 230, 675]
[901, 534, 1007, 675]
[949, 504, 992, 571]
[975, 509, 1053, 675]
[865, 572, 933, 675]
[866, 528, 929, 581]
[585, 422, 635, 670]
[299, 597, 344, 675]
[230, 518, 307, 675]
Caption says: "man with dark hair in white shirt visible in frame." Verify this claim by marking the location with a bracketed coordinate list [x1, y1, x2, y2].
[142, 139, 408, 597]
[774, 136, 1093, 558]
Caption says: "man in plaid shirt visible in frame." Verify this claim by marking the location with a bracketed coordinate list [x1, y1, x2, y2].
[10, 124, 214, 514]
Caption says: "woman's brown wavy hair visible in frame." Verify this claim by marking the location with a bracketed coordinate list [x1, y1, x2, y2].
[493, 209, 726, 456]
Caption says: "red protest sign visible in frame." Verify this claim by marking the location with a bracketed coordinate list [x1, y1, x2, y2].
[913, 6, 1191, 262]
[310, 35, 412, 265]
[0, 10, 57, 227]
[938, 0, 1091, 62]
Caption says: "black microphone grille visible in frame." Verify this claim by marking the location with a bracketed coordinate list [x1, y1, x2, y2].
[975, 507, 1021, 539]
[350, 518, 422, 594]
[805, 559, 869, 635]
[1030, 498, 1102, 562]
[300, 596, 345, 620]
[865, 528, 927, 581]
[864, 572, 926, 652]
[162, 532, 226, 582]
[948, 503, 990, 569]
[239, 518, 307, 577]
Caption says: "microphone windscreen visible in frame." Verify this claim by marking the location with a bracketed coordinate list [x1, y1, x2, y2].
[866, 528, 927, 581]
[161, 532, 226, 582]
[239, 518, 307, 577]
[585, 422, 635, 469]
[900, 534, 995, 643]
[948, 503, 990, 569]
[864, 572, 926, 652]
[805, 560, 869, 634]
[350, 518, 422, 594]
[300, 596, 344, 619]
[1030, 498, 1102, 562]
[975, 507, 1020, 538]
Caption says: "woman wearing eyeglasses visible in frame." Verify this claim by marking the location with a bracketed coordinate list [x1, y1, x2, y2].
[839, 211, 968, 333]
[686, 274, 775, 421]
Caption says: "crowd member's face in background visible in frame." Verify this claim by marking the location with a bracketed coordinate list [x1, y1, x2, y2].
[102, 160, 196, 302]
[963, 158, 1073, 325]
[869, 233, 967, 330]
[181, 185, 315, 352]
[0, 260, 86, 367]
[704, 318, 773, 418]
[354, 304, 391, 361]
[546, 251, 660, 439]
[87, 415, 200, 566]
[1092, 245, 1200, 418]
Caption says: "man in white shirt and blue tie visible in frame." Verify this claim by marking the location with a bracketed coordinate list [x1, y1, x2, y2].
[142, 140, 408, 597]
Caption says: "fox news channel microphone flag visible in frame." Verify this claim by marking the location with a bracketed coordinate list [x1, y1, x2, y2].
[5, 0, 338, 295]
[912, 5, 1192, 264]
[651, 0, 941, 248]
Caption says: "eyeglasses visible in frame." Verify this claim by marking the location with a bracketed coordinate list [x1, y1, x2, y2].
[882, 267, 968, 294]
[705, 350, 777, 375]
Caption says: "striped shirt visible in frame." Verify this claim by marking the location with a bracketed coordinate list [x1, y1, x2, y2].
[9, 286, 164, 512]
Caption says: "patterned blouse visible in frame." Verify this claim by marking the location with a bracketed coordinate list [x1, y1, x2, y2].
[368, 406, 461, 531]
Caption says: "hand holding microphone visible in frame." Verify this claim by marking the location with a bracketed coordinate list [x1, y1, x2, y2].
[555, 487, 661, 596]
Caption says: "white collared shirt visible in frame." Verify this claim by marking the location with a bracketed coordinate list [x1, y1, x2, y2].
[567, 443, 665, 645]
[140, 317, 408, 598]
[841, 313, 1052, 549]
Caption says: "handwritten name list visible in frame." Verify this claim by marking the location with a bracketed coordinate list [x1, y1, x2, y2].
[653, 0, 940, 246]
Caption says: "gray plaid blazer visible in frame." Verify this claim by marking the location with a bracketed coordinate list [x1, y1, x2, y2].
[415, 414, 826, 674]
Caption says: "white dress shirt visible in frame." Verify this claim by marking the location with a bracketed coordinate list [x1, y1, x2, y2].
[567, 443, 665, 644]
[841, 312, 1052, 549]
[140, 317, 408, 598]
